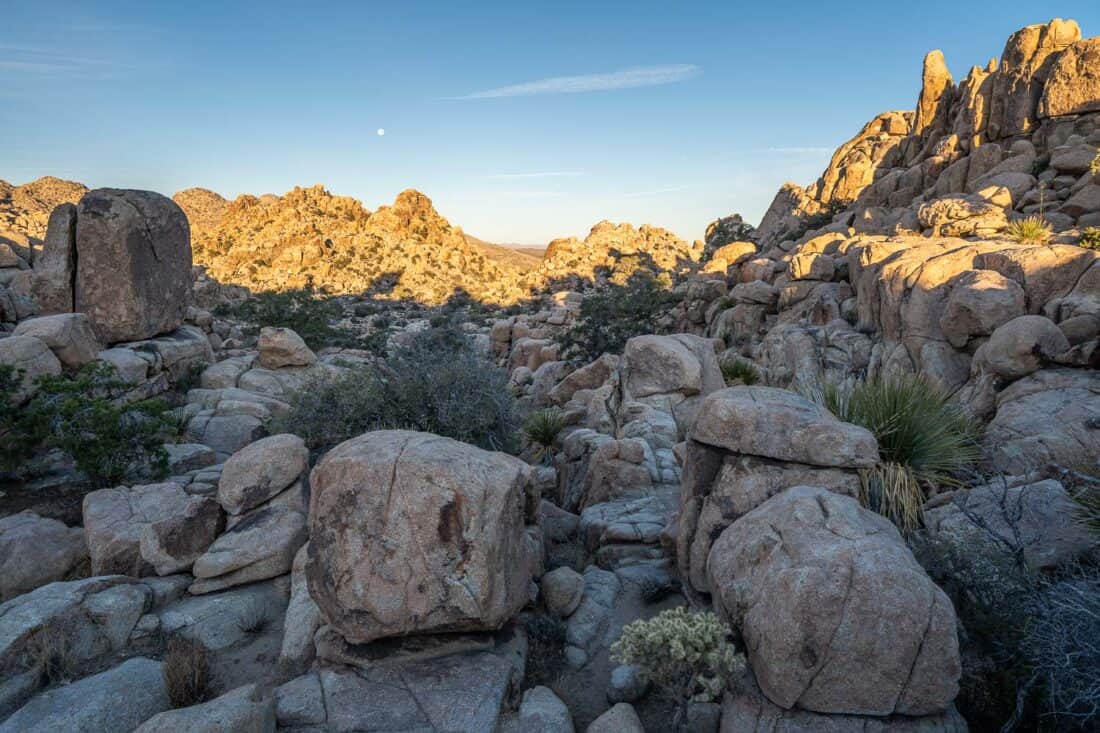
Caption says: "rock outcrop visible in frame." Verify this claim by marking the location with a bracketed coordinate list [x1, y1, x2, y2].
[756, 18, 1100, 245]
[307, 430, 537, 644]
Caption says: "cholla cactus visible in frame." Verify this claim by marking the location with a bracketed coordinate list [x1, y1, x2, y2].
[610, 607, 744, 703]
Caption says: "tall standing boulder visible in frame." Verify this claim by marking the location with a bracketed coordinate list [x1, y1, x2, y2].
[307, 430, 536, 644]
[74, 189, 192, 344]
[708, 486, 961, 717]
[31, 202, 77, 314]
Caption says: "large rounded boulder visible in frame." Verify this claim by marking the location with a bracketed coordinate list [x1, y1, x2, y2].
[307, 430, 536, 644]
[707, 486, 961, 717]
[74, 188, 192, 343]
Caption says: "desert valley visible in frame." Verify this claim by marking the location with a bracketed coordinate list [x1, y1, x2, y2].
[1, 15, 1099, 733]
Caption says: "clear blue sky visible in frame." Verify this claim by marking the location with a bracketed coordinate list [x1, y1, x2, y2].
[3, 2, 1098, 244]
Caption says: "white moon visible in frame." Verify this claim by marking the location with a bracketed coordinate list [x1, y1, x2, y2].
[376, 128, 385, 136]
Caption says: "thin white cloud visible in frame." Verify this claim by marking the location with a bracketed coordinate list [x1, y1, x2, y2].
[500, 191, 567, 199]
[486, 171, 582, 180]
[454, 64, 700, 100]
[747, 147, 833, 155]
[622, 184, 693, 198]
[0, 45, 123, 76]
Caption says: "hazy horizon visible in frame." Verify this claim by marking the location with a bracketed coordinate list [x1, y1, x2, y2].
[4, 1, 1099, 244]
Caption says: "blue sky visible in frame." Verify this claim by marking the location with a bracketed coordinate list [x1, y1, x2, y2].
[3, 2, 1099, 244]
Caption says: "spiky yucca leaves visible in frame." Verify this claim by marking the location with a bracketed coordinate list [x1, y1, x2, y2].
[1006, 216, 1052, 245]
[822, 375, 980, 533]
[720, 359, 760, 386]
[523, 408, 565, 463]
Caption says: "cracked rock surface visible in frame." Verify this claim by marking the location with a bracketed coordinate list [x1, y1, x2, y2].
[708, 486, 961, 717]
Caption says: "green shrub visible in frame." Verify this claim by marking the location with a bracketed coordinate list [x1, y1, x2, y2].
[821, 375, 980, 533]
[1, 362, 171, 487]
[720, 359, 760, 386]
[611, 607, 744, 704]
[554, 271, 678, 363]
[215, 279, 378, 352]
[1006, 216, 1052, 245]
[523, 408, 565, 462]
[272, 323, 518, 454]
[1078, 227, 1100, 251]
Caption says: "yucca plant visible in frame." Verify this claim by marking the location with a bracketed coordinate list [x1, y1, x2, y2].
[721, 359, 760, 386]
[523, 408, 565, 463]
[1006, 216, 1052, 245]
[821, 375, 981, 533]
[1078, 227, 1100, 251]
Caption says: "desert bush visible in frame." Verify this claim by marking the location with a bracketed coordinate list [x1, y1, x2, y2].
[720, 359, 760, 386]
[273, 323, 518, 453]
[1, 362, 172, 487]
[523, 408, 565, 462]
[26, 626, 75, 687]
[912, 529, 1034, 730]
[1014, 568, 1100, 731]
[521, 612, 568, 687]
[214, 279, 377, 352]
[555, 271, 678, 363]
[611, 607, 744, 705]
[163, 636, 212, 708]
[236, 597, 269, 634]
[1078, 228, 1100, 251]
[639, 575, 680, 605]
[1006, 216, 1052, 245]
[821, 375, 980, 533]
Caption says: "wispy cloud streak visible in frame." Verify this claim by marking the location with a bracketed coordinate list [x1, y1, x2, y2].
[454, 64, 700, 99]
[486, 171, 582, 180]
[746, 147, 833, 155]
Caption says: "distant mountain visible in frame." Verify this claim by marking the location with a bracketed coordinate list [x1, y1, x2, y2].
[0, 176, 88, 242]
[1, 176, 702, 304]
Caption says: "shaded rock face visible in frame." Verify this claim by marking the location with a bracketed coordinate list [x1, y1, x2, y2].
[720, 670, 969, 733]
[0, 511, 87, 602]
[307, 430, 536, 644]
[708, 486, 961, 717]
[0, 657, 168, 733]
[74, 188, 192, 343]
[677, 387, 878, 599]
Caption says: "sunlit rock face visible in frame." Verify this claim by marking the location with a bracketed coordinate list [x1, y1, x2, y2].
[755, 18, 1100, 246]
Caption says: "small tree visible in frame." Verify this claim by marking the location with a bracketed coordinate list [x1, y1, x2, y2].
[555, 272, 678, 363]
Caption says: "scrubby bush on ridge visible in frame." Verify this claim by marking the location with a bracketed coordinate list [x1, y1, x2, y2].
[272, 321, 518, 454]
[554, 271, 678, 363]
[214, 278, 384, 352]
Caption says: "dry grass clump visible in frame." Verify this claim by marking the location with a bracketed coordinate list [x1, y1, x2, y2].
[26, 626, 75, 687]
[720, 359, 760, 386]
[163, 636, 212, 708]
[1006, 216, 1052, 244]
